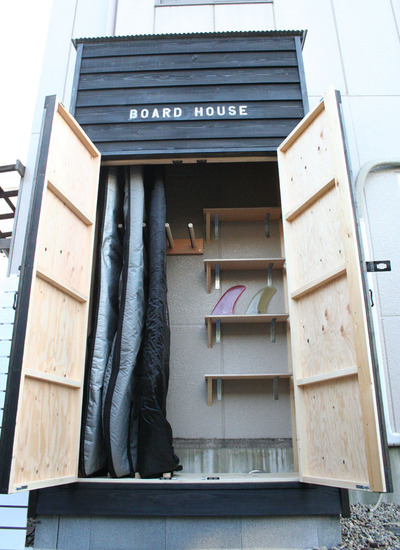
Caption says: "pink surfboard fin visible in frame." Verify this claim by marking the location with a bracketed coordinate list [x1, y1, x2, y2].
[211, 285, 246, 315]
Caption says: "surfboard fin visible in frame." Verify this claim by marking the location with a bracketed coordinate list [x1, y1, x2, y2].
[211, 285, 246, 315]
[245, 286, 276, 314]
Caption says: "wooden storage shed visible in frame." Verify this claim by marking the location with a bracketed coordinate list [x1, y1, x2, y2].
[0, 31, 391, 517]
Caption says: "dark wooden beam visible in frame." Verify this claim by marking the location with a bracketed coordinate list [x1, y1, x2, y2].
[34, 482, 345, 518]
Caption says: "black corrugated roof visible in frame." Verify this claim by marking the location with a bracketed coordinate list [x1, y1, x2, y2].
[73, 30, 307, 48]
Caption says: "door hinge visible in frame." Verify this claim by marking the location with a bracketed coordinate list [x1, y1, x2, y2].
[366, 261, 391, 273]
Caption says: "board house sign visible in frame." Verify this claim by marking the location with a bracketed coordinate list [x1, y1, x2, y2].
[128, 104, 249, 120]
[71, 31, 308, 160]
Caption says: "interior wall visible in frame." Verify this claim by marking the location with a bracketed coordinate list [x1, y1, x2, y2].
[163, 162, 293, 473]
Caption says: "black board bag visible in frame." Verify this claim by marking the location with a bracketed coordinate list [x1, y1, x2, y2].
[135, 171, 180, 478]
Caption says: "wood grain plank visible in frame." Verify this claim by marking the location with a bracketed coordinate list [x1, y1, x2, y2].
[285, 178, 336, 222]
[290, 263, 347, 300]
[80, 50, 299, 74]
[296, 366, 358, 387]
[79, 67, 300, 91]
[80, 35, 298, 58]
[24, 368, 81, 389]
[82, 119, 301, 143]
[75, 84, 303, 107]
[76, 101, 304, 124]
[204, 258, 285, 270]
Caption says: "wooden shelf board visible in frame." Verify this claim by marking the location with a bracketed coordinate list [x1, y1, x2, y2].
[205, 314, 289, 347]
[204, 258, 285, 271]
[204, 258, 285, 292]
[204, 207, 281, 222]
[167, 238, 204, 255]
[205, 314, 288, 324]
[205, 372, 291, 405]
[204, 207, 281, 243]
[205, 374, 292, 380]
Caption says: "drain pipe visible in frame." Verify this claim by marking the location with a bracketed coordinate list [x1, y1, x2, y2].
[355, 159, 400, 208]
[106, 0, 118, 36]
[355, 159, 400, 447]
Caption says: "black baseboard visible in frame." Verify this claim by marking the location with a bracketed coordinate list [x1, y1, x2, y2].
[33, 481, 346, 517]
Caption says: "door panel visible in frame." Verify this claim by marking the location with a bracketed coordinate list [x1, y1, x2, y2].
[278, 88, 390, 492]
[0, 96, 100, 493]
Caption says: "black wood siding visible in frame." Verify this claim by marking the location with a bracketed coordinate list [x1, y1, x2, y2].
[33, 482, 349, 517]
[72, 32, 307, 160]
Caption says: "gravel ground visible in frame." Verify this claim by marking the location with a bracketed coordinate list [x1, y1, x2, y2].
[326, 502, 400, 550]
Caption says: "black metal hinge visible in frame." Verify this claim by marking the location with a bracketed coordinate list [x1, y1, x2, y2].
[366, 261, 391, 273]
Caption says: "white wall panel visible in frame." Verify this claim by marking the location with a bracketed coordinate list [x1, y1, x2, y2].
[0, 493, 28, 507]
[0, 530, 27, 550]
[381, 318, 400, 435]
[0, 507, 29, 528]
[0, 277, 27, 549]
[361, 170, 400, 439]
[391, 0, 400, 32]
[273, 0, 346, 96]
[74, 0, 110, 38]
[332, 0, 400, 95]
[155, 5, 214, 33]
[347, 96, 400, 164]
[215, 3, 275, 32]
[116, 0, 155, 35]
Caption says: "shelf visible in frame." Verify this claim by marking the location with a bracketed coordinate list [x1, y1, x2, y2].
[205, 373, 292, 405]
[204, 207, 281, 242]
[204, 313, 289, 347]
[204, 258, 285, 293]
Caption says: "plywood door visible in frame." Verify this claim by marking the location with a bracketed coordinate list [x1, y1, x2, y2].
[278, 88, 390, 492]
[0, 97, 100, 493]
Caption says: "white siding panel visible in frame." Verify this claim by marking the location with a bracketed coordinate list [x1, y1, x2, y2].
[364, 171, 400, 317]
[0, 278, 19, 293]
[381, 318, 400, 435]
[332, 0, 400, 95]
[347, 96, 400, 164]
[0, 359, 10, 375]
[0, 529, 27, 550]
[0, 292, 14, 307]
[0, 309, 15, 324]
[0, 494, 28, 507]
[0, 508, 29, 529]
[392, 0, 400, 33]
[0, 324, 13, 341]
[273, 0, 346, 96]
[215, 4, 275, 32]
[155, 5, 214, 33]
[73, 0, 110, 38]
[31, 0, 77, 132]
[0, 341, 11, 358]
[116, 0, 155, 36]
[0, 374, 7, 392]
[362, 169, 400, 438]
[0, 278, 27, 548]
